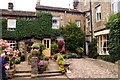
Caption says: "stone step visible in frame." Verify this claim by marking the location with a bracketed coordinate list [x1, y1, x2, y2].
[16, 70, 31, 73]
[14, 73, 31, 77]
[37, 72, 63, 77]
[44, 70, 62, 73]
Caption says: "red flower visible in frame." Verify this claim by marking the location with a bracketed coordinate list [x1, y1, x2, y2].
[57, 41, 64, 46]
[57, 48, 62, 52]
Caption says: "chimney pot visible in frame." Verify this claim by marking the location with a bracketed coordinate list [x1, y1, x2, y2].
[8, 2, 14, 10]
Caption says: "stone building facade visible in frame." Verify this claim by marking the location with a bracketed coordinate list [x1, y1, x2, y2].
[74, 0, 120, 55]
[0, 1, 85, 57]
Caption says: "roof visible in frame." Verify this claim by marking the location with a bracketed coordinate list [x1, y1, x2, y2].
[0, 9, 36, 17]
[36, 5, 84, 14]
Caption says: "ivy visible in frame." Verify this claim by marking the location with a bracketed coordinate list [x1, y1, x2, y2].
[1, 12, 60, 41]
[106, 13, 120, 62]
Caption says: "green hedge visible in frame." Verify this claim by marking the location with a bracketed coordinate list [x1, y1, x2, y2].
[106, 13, 120, 63]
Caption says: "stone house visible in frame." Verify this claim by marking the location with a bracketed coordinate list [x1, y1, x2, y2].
[74, 0, 120, 55]
[0, 1, 85, 57]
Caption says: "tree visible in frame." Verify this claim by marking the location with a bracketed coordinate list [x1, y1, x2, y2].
[106, 13, 120, 62]
[61, 22, 85, 52]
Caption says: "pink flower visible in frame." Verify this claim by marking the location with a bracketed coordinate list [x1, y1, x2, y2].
[38, 61, 43, 65]
[12, 56, 16, 59]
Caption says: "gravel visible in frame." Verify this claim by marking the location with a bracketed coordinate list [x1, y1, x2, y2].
[65, 58, 118, 78]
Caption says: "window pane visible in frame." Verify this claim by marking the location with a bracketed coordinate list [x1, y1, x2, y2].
[7, 19, 16, 28]
[52, 16, 60, 29]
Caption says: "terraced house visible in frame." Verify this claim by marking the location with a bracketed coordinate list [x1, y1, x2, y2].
[0, 1, 85, 57]
[74, 0, 120, 55]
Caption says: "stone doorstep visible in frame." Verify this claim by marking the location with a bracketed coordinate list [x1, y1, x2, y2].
[44, 70, 62, 73]
[15, 70, 31, 73]
[14, 73, 31, 77]
[37, 72, 63, 77]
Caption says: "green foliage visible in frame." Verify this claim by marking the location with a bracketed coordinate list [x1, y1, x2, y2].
[1, 12, 60, 41]
[15, 58, 21, 64]
[61, 22, 85, 52]
[51, 43, 58, 52]
[98, 55, 112, 62]
[88, 39, 99, 59]
[106, 13, 120, 62]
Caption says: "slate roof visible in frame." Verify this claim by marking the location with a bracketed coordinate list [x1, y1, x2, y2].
[36, 5, 84, 14]
[0, 9, 35, 17]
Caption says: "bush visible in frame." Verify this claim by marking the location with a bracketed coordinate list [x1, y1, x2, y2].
[15, 58, 21, 64]
[51, 43, 58, 54]
[98, 55, 112, 62]
[88, 39, 99, 59]
[106, 13, 120, 62]
[20, 53, 25, 61]
[61, 22, 85, 52]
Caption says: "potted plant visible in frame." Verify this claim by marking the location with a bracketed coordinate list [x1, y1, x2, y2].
[20, 53, 25, 61]
[51, 43, 58, 55]
[76, 47, 84, 58]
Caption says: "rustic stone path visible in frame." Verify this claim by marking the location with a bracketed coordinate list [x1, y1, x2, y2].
[66, 58, 118, 78]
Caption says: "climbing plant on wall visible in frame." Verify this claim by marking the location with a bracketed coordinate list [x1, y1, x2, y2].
[106, 13, 120, 62]
[1, 11, 60, 41]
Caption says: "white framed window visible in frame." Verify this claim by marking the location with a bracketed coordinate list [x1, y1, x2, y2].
[52, 16, 60, 29]
[8, 40, 17, 50]
[7, 19, 16, 31]
[95, 5, 101, 22]
[86, 16, 90, 28]
[84, 0, 86, 6]
[97, 35, 109, 55]
[76, 20, 81, 27]
[111, 0, 120, 13]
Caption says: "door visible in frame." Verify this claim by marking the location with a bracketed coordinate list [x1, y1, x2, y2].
[42, 38, 51, 57]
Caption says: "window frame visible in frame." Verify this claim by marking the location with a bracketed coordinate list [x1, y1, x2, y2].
[52, 16, 60, 29]
[7, 19, 16, 31]
[76, 20, 81, 28]
[7, 40, 17, 50]
[95, 5, 101, 22]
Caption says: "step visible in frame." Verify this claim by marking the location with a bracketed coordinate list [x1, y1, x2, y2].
[44, 70, 62, 73]
[37, 73, 62, 77]
[14, 73, 31, 77]
[16, 70, 31, 73]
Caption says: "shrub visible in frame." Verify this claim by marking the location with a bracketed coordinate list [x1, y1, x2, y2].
[51, 43, 58, 53]
[98, 55, 112, 62]
[20, 53, 25, 61]
[61, 22, 85, 52]
[15, 58, 21, 64]
[106, 13, 120, 62]
[88, 39, 99, 59]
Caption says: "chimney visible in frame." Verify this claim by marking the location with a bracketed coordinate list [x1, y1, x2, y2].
[8, 2, 14, 10]
[73, 0, 79, 9]
[36, 0, 40, 7]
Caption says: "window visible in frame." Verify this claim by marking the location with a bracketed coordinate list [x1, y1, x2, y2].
[95, 5, 101, 22]
[118, 0, 120, 12]
[8, 40, 17, 50]
[76, 20, 81, 27]
[86, 16, 90, 28]
[112, 0, 120, 13]
[52, 16, 60, 29]
[7, 19, 16, 31]
[84, 0, 86, 6]
[97, 35, 109, 55]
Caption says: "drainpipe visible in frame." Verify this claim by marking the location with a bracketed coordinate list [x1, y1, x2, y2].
[90, 0, 93, 42]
